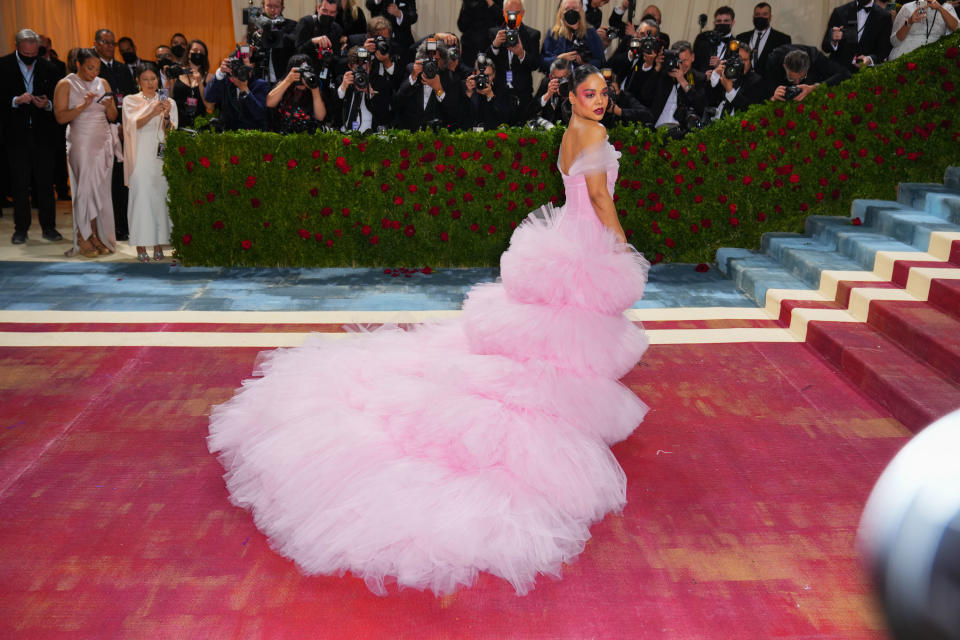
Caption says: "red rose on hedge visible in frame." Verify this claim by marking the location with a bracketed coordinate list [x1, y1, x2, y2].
[369, 235, 379, 245]
[241, 240, 252, 250]
[263, 153, 273, 162]
[391, 220, 401, 230]
[309, 187, 319, 197]
[186, 161, 194, 172]
[287, 159, 298, 169]
[182, 234, 192, 244]
[251, 198, 261, 208]
[440, 231, 449, 242]
[229, 155, 239, 165]
[245, 175, 256, 188]
[212, 220, 224, 230]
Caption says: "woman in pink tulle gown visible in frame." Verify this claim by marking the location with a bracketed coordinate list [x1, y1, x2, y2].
[208, 65, 650, 596]
[53, 48, 119, 258]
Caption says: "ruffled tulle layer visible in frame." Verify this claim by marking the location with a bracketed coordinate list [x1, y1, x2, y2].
[209, 189, 650, 596]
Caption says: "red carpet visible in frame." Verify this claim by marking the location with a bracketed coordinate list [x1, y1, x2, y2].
[0, 342, 905, 638]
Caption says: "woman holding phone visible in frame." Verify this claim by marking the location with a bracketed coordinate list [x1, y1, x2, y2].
[53, 48, 119, 258]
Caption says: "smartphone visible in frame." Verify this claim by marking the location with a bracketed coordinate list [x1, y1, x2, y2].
[96, 92, 115, 103]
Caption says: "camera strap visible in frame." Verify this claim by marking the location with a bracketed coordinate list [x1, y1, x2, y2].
[924, 9, 939, 44]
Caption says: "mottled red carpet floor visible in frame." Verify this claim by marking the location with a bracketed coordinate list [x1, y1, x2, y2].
[0, 342, 907, 639]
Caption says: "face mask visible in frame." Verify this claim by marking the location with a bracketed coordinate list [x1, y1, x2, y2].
[563, 9, 580, 26]
[19, 53, 37, 66]
[189, 52, 206, 66]
[38, 46, 48, 57]
[171, 44, 186, 58]
[753, 17, 769, 31]
[121, 51, 137, 64]
[714, 23, 731, 36]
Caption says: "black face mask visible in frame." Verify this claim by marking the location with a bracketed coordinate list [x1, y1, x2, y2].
[753, 17, 769, 31]
[563, 9, 580, 26]
[19, 53, 37, 66]
[189, 52, 206, 66]
[38, 46, 48, 57]
[171, 44, 186, 58]
[714, 23, 731, 36]
[121, 51, 137, 64]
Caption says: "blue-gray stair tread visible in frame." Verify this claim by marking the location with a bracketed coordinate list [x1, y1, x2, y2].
[723, 252, 814, 304]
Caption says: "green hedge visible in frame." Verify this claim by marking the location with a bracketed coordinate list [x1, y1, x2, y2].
[166, 33, 960, 267]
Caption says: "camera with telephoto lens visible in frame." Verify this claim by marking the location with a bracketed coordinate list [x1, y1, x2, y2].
[299, 63, 320, 89]
[353, 48, 370, 89]
[662, 49, 681, 72]
[375, 35, 390, 56]
[638, 34, 661, 55]
[722, 40, 743, 81]
[572, 38, 591, 60]
[243, 4, 285, 50]
[165, 63, 186, 78]
[228, 55, 252, 83]
[783, 85, 802, 101]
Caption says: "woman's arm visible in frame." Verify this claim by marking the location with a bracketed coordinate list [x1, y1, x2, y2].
[585, 171, 626, 243]
[101, 80, 119, 122]
[310, 87, 327, 122]
[53, 78, 84, 125]
[266, 69, 298, 108]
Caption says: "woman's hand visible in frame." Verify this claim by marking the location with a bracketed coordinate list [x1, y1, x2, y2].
[82, 91, 97, 108]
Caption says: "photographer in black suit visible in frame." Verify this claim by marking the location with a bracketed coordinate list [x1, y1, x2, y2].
[607, 18, 661, 101]
[486, 0, 541, 125]
[204, 51, 270, 131]
[0, 28, 63, 244]
[366, 0, 418, 63]
[641, 40, 706, 137]
[461, 54, 513, 129]
[692, 6, 735, 74]
[296, 0, 346, 64]
[735, 3, 791, 76]
[94, 29, 134, 241]
[766, 46, 851, 102]
[821, 0, 893, 72]
[247, 0, 298, 85]
[528, 57, 572, 125]
[334, 45, 392, 131]
[346, 17, 404, 93]
[705, 42, 766, 118]
[598, 67, 652, 127]
[393, 38, 461, 131]
[458, 0, 503, 68]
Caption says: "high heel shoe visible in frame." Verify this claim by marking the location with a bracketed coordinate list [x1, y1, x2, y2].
[153, 247, 164, 261]
[90, 233, 113, 255]
[77, 238, 99, 259]
[137, 250, 150, 262]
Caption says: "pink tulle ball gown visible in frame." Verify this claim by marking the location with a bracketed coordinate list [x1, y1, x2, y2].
[208, 138, 651, 596]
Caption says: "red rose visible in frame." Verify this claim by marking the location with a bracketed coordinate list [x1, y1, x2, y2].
[199, 156, 210, 168]
[320, 207, 332, 217]
[488, 225, 497, 234]
[178, 146, 186, 156]
[391, 220, 401, 230]
[229, 155, 239, 165]
[439, 231, 451, 243]
[342, 208, 351, 217]
[451, 210, 462, 219]
[186, 161, 194, 172]
[742, 176, 753, 185]
[729, 217, 739, 227]
[245, 175, 256, 188]
[665, 237, 676, 248]
[694, 195, 703, 203]
[251, 198, 261, 208]
[789, 174, 800, 184]
[342, 137, 351, 146]
[212, 220, 225, 230]
[809, 131, 818, 141]
[408, 184, 418, 193]
[947, 47, 959, 59]
[309, 187, 319, 197]
[263, 221, 271, 228]
[334, 229, 343, 238]
[906, 62, 917, 71]
[369, 235, 379, 245]
[674, 174, 684, 184]
[695, 263, 709, 273]
[287, 159, 298, 169]
[206, 192, 215, 202]
[469, 223, 480, 232]
[718, 194, 728, 204]
[394, 195, 404, 205]
[497, 132, 508, 140]
[668, 209, 679, 220]
[241, 240, 252, 250]
[380, 183, 390, 192]
[851, 217, 862, 226]
[263, 153, 273, 162]
[690, 223, 700, 234]
[298, 228, 310, 239]
[757, 212, 767, 222]
[326, 240, 334, 247]
[463, 192, 474, 202]
[182, 234, 192, 244]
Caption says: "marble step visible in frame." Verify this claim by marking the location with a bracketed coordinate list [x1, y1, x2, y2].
[715, 248, 813, 305]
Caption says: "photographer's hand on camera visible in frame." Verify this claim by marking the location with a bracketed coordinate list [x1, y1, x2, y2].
[422, 69, 443, 93]
[668, 66, 688, 90]
[311, 35, 332, 50]
[340, 70, 355, 93]
[714, 61, 734, 93]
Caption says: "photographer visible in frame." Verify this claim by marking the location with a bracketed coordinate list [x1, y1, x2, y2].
[607, 18, 660, 99]
[528, 57, 572, 125]
[821, 0, 893, 72]
[266, 54, 328, 132]
[366, 0, 418, 58]
[889, 1, 958, 60]
[246, 0, 298, 85]
[706, 41, 765, 118]
[461, 55, 512, 129]
[487, 0, 541, 124]
[334, 45, 391, 131]
[766, 45, 850, 102]
[458, 0, 504, 67]
[598, 67, 653, 127]
[295, 0, 346, 64]
[346, 17, 403, 92]
[541, 0, 605, 72]
[583, 0, 612, 30]
[692, 6, 735, 74]
[166, 39, 214, 129]
[204, 50, 270, 130]
[640, 40, 706, 136]
[392, 38, 461, 130]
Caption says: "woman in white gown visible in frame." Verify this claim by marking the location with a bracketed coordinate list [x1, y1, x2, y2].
[889, 0, 958, 60]
[123, 62, 178, 262]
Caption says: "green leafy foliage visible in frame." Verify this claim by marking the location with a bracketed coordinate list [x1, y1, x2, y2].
[166, 34, 960, 267]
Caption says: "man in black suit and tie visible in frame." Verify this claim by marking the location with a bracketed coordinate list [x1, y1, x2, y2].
[39, 34, 70, 203]
[765, 45, 852, 102]
[252, 0, 298, 86]
[0, 28, 63, 244]
[486, 0, 541, 125]
[392, 39, 461, 131]
[641, 40, 706, 137]
[693, 6, 736, 74]
[94, 29, 135, 241]
[735, 3, 791, 78]
[366, 0, 418, 66]
[821, 0, 893, 72]
[334, 45, 393, 132]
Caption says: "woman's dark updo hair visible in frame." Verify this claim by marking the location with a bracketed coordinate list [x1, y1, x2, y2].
[571, 64, 601, 90]
[285, 54, 312, 74]
[135, 61, 161, 81]
[76, 48, 98, 67]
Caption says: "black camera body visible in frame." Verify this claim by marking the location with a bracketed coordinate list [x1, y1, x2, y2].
[639, 34, 661, 56]
[165, 63, 186, 78]
[228, 56, 253, 83]
[353, 48, 371, 89]
[572, 38, 591, 60]
[299, 63, 320, 89]
[783, 85, 802, 101]
[375, 35, 391, 56]
[606, 25, 623, 41]
[504, 10, 521, 47]
[662, 49, 681, 73]
[421, 58, 439, 79]
[244, 6, 285, 50]
[722, 41, 743, 81]
[473, 73, 489, 91]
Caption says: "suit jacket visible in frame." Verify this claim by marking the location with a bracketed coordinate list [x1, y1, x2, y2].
[601, 88, 653, 127]
[457, 0, 503, 66]
[204, 74, 270, 130]
[295, 14, 346, 61]
[392, 67, 460, 130]
[333, 70, 392, 131]
[260, 17, 298, 84]
[764, 44, 851, 97]
[529, 76, 568, 125]
[0, 53, 62, 148]
[713, 70, 767, 116]
[735, 27, 791, 75]
[641, 68, 707, 126]
[366, 0, 418, 51]
[821, 2, 893, 70]
[486, 23, 541, 124]
[98, 57, 136, 98]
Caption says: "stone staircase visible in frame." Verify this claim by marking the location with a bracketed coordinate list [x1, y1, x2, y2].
[716, 167, 960, 432]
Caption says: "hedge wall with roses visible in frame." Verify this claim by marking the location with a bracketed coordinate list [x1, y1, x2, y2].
[165, 33, 960, 268]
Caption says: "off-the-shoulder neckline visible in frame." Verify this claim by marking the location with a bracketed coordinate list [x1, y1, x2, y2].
[558, 138, 614, 177]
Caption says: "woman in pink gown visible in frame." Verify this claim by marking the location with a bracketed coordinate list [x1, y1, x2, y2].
[53, 48, 118, 258]
[208, 65, 650, 596]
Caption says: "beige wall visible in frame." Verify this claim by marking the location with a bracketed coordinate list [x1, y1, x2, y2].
[232, 1, 849, 54]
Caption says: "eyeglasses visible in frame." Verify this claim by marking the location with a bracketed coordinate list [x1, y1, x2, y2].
[97, 40, 116, 46]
